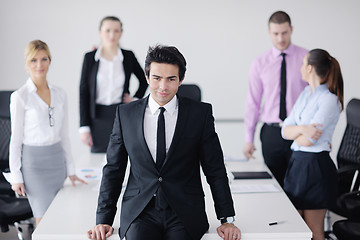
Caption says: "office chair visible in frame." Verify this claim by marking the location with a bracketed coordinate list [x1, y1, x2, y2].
[0, 90, 34, 240]
[0, 91, 13, 196]
[330, 98, 360, 240]
[177, 84, 201, 101]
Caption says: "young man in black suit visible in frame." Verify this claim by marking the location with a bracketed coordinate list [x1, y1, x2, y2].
[88, 45, 241, 240]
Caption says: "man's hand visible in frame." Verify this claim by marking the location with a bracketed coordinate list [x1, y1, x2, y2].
[217, 223, 241, 240]
[87, 224, 114, 240]
[243, 142, 255, 159]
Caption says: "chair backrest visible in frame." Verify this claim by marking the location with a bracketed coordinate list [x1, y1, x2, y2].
[337, 98, 360, 167]
[0, 91, 12, 119]
[177, 84, 201, 102]
[0, 91, 13, 171]
[336, 99, 360, 195]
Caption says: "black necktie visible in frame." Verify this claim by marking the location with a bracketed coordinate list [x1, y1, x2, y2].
[156, 107, 166, 170]
[279, 53, 287, 121]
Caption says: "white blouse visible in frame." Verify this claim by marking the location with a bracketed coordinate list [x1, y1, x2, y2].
[95, 46, 125, 105]
[5, 78, 75, 184]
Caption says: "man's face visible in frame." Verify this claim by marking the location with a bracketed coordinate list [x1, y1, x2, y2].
[146, 62, 183, 106]
[268, 22, 293, 51]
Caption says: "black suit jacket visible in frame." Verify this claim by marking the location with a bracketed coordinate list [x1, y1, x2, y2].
[96, 96, 235, 240]
[79, 48, 148, 127]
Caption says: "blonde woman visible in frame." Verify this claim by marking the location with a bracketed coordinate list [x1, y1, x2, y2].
[5, 40, 86, 225]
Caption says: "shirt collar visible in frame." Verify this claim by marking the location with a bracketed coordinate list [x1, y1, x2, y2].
[272, 43, 295, 58]
[148, 94, 178, 116]
[26, 77, 54, 92]
[94, 46, 124, 62]
[314, 83, 329, 93]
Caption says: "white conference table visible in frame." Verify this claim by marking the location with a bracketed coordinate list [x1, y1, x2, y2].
[32, 152, 311, 240]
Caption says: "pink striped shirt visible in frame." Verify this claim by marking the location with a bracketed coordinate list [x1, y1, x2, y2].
[244, 44, 308, 143]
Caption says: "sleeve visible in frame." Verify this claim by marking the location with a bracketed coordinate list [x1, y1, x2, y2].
[281, 91, 303, 139]
[200, 104, 235, 219]
[59, 91, 75, 176]
[130, 51, 148, 99]
[5, 92, 25, 184]
[96, 106, 128, 225]
[244, 59, 263, 143]
[79, 53, 91, 128]
[308, 93, 341, 144]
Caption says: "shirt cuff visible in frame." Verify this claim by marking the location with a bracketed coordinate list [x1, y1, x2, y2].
[3, 171, 24, 184]
[79, 126, 91, 133]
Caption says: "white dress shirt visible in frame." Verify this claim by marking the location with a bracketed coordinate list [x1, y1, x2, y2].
[95, 46, 125, 105]
[144, 95, 178, 163]
[5, 78, 75, 184]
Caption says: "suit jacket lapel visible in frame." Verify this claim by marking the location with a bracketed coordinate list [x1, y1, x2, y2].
[135, 96, 157, 169]
[164, 96, 188, 166]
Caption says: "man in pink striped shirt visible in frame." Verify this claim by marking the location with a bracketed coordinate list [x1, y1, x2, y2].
[243, 11, 308, 187]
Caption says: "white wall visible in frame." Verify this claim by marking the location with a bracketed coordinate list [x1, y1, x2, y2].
[1, 0, 359, 161]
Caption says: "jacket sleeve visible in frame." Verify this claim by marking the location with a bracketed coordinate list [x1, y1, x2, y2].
[79, 53, 92, 127]
[130, 51, 148, 99]
[200, 104, 235, 219]
[96, 106, 129, 225]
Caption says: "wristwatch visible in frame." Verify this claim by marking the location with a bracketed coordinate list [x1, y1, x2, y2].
[220, 216, 235, 224]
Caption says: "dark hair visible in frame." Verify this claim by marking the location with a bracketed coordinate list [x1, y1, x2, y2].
[268, 11, 291, 26]
[145, 45, 187, 81]
[99, 16, 123, 31]
[307, 49, 344, 110]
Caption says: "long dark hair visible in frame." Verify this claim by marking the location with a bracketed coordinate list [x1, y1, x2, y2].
[307, 49, 344, 110]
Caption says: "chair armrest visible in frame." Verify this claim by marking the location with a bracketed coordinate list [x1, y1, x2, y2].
[338, 165, 360, 175]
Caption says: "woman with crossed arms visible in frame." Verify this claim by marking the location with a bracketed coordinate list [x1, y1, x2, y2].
[281, 49, 344, 240]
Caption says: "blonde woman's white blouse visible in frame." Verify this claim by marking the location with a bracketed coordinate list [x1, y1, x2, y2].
[5, 78, 75, 184]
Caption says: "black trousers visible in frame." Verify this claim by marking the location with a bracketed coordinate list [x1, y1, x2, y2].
[260, 123, 293, 187]
[125, 198, 192, 240]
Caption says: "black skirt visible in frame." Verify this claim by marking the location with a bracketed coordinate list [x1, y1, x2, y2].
[90, 104, 119, 153]
[284, 151, 338, 210]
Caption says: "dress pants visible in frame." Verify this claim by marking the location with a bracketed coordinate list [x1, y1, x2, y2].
[260, 123, 293, 187]
[125, 197, 192, 240]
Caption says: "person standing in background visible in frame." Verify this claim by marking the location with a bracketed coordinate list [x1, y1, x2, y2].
[5, 40, 86, 226]
[79, 16, 148, 153]
[281, 49, 343, 240]
[243, 11, 308, 187]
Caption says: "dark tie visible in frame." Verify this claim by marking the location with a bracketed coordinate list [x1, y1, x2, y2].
[156, 107, 166, 170]
[279, 53, 287, 121]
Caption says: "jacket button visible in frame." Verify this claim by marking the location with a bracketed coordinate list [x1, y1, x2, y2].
[158, 177, 163, 182]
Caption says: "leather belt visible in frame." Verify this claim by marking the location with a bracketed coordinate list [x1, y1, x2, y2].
[265, 122, 283, 127]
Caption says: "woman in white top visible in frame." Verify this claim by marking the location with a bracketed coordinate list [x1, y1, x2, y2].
[6, 40, 86, 226]
[79, 16, 148, 153]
